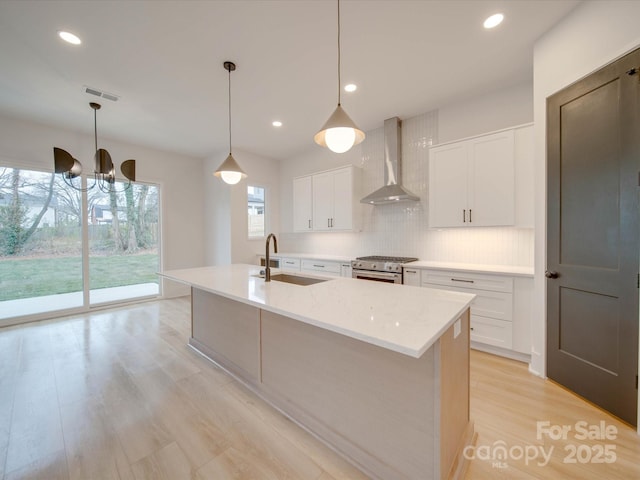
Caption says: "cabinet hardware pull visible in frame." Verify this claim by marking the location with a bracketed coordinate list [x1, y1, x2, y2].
[313, 264, 325, 268]
[463, 209, 466, 222]
[405, 270, 417, 273]
[469, 209, 472, 222]
[308, 219, 311, 229]
[470, 327, 474, 331]
[328, 218, 330, 227]
[331, 218, 334, 227]
[451, 278, 474, 283]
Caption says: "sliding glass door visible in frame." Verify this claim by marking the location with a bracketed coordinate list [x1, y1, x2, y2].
[88, 181, 159, 305]
[0, 166, 160, 322]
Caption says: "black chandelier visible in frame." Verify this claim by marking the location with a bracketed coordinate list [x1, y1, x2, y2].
[53, 102, 136, 192]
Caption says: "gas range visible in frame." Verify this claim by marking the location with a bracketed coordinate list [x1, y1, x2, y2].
[351, 256, 418, 284]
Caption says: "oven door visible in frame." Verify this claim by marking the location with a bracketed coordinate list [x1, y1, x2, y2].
[352, 269, 402, 284]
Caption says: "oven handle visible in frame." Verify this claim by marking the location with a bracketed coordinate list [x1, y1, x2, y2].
[352, 269, 402, 281]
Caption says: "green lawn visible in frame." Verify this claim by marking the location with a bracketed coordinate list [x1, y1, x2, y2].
[0, 253, 159, 301]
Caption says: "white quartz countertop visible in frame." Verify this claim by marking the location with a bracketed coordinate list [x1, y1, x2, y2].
[160, 264, 474, 358]
[405, 261, 534, 277]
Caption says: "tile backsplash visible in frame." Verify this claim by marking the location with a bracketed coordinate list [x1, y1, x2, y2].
[280, 110, 534, 267]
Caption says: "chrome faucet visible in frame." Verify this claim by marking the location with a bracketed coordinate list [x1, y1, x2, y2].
[265, 233, 278, 282]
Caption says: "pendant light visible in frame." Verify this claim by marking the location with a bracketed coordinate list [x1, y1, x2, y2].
[314, 0, 365, 154]
[214, 61, 247, 185]
[53, 102, 135, 192]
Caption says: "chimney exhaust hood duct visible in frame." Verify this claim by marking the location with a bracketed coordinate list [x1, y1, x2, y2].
[360, 117, 420, 205]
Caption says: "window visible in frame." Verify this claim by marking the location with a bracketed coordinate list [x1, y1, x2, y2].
[247, 185, 265, 238]
[0, 165, 160, 321]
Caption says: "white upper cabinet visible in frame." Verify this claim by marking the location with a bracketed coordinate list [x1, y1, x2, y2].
[312, 171, 335, 231]
[293, 176, 313, 232]
[293, 166, 360, 233]
[429, 128, 518, 228]
[329, 167, 354, 230]
[428, 142, 469, 227]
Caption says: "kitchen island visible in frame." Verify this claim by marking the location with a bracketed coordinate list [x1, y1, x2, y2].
[160, 264, 475, 480]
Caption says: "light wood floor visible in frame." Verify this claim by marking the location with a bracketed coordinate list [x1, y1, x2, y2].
[0, 297, 638, 480]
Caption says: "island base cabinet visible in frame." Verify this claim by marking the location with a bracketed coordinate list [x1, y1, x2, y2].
[188, 287, 472, 480]
[260, 309, 472, 480]
[190, 288, 261, 383]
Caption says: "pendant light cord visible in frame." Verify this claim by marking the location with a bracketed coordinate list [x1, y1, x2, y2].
[337, 0, 341, 106]
[228, 66, 232, 155]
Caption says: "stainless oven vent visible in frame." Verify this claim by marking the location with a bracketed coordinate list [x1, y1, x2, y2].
[360, 117, 420, 205]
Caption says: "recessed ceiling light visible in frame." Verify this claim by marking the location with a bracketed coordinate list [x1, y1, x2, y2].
[483, 13, 504, 29]
[58, 30, 82, 45]
[272, 121, 282, 127]
[344, 84, 357, 92]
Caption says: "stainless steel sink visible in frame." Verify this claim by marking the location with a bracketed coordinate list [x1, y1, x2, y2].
[270, 273, 328, 286]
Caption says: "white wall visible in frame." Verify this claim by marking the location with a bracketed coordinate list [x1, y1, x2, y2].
[278, 82, 534, 266]
[439, 82, 533, 143]
[204, 148, 281, 266]
[532, 0, 640, 429]
[0, 114, 206, 298]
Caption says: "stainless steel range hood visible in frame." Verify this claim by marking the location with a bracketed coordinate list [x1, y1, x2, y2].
[360, 117, 420, 205]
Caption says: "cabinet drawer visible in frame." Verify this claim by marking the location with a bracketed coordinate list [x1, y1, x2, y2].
[471, 315, 513, 349]
[301, 259, 341, 275]
[421, 284, 513, 321]
[280, 258, 301, 271]
[403, 268, 421, 286]
[421, 269, 513, 293]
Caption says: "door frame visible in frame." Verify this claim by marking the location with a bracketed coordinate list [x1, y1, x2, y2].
[534, 44, 640, 433]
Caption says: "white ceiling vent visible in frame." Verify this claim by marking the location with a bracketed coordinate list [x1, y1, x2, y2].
[84, 86, 119, 102]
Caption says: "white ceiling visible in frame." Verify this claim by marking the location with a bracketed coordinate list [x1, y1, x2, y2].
[0, 0, 580, 161]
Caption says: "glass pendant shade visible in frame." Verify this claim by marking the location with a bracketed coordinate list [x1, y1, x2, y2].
[314, 104, 365, 153]
[214, 153, 247, 185]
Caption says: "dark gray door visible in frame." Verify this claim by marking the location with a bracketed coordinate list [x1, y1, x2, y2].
[547, 48, 640, 426]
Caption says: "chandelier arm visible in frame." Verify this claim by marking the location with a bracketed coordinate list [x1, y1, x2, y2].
[61, 171, 97, 192]
[94, 106, 98, 153]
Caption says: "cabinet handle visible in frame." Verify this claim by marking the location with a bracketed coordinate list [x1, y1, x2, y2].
[451, 278, 474, 283]
[331, 218, 334, 227]
[470, 327, 474, 331]
[308, 219, 311, 229]
[285, 261, 295, 265]
[463, 209, 466, 223]
[328, 218, 330, 228]
[469, 209, 472, 223]
[313, 264, 325, 268]
[405, 270, 417, 274]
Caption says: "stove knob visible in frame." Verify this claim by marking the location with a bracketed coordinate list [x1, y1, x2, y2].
[372, 264, 377, 269]
[358, 262, 363, 268]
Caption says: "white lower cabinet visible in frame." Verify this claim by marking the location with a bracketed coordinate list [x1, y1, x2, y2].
[418, 268, 531, 360]
[301, 259, 342, 277]
[402, 267, 420, 286]
[280, 257, 301, 271]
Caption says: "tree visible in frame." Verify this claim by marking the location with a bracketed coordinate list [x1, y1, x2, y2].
[135, 184, 149, 248]
[109, 188, 124, 252]
[124, 184, 138, 252]
[0, 169, 55, 255]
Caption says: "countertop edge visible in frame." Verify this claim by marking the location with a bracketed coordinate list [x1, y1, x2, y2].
[405, 261, 534, 277]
